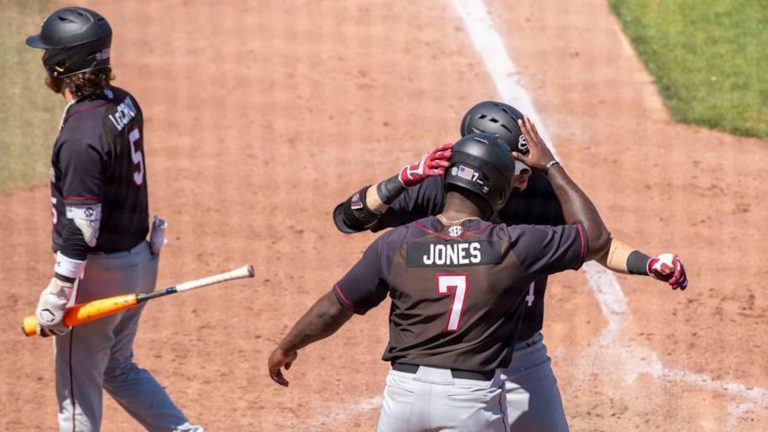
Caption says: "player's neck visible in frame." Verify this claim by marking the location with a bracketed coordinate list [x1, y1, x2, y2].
[63, 87, 76, 103]
[440, 191, 487, 222]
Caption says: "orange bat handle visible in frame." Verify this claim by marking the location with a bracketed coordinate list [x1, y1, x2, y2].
[22, 294, 139, 337]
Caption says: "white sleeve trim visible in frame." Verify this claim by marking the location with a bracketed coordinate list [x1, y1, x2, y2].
[54, 252, 86, 279]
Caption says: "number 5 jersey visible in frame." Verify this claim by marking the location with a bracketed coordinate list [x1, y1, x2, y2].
[50, 86, 148, 260]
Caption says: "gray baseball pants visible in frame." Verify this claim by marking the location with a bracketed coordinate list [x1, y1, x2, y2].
[501, 332, 569, 431]
[376, 365, 508, 431]
[54, 241, 191, 432]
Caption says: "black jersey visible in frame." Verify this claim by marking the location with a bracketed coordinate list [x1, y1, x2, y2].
[334, 216, 586, 372]
[368, 172, 565, 341]
[50, 86, 148, 259]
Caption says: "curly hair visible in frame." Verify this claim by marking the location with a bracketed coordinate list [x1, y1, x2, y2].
[47, 67, 114, 98]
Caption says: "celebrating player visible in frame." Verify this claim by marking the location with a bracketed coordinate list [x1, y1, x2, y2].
[26, 7, 202, 431]
[331, 101, 687, 430]
[269, 121, 621, 430]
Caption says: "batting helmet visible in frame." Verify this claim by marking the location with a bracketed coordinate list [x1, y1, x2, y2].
[460, 101, 528, 155]
[26, 7, 112, 78]
[445, 133, 517, 212]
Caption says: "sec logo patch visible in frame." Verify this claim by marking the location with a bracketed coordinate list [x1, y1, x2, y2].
[447, 225, 463, 237]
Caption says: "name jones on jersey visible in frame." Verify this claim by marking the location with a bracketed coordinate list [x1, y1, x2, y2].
[406, 240, 502, 267]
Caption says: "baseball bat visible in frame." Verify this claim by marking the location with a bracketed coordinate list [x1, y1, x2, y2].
[22, 264, 255, 337]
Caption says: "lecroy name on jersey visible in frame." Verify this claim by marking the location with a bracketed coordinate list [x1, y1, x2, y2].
[406, 240, 502, 267]
[108, 95, 137, 131]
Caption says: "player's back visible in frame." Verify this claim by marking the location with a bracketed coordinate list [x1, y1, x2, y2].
[52, 86, 149, 254]
[375, 216, 586, 372]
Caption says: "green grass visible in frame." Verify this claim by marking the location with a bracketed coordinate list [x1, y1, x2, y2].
[611, 0, 768, 139]
[0, 0, 61, 190]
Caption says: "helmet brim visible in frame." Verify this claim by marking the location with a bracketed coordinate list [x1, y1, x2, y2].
[26, 34, 53, 49]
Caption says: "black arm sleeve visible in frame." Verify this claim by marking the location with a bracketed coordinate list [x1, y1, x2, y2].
[59, 221, 89, 261]
[333, 176, 446, 234]
[369, 176, 445, 232]
[58, 139, 104, 261]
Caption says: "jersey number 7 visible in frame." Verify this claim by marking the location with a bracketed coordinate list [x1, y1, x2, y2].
[436, 273, 468, 332]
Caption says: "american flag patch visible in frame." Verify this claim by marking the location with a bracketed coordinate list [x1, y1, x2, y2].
[457, 165, 475, 180]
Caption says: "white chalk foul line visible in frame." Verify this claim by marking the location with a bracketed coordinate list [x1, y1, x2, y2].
[311, 396, 383, 428]
[451, 0, 767, 427]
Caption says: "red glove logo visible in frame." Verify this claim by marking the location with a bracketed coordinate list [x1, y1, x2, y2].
[399, 143, 453, 187]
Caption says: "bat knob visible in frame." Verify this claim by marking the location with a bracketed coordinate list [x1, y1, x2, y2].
[22, 316, 38, 337]
[247, 265, 255, 277]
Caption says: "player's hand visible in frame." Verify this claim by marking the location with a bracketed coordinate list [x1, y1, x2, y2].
[647, 253, 688, 291]
[35, 277, 74, 337]
[513, 117, 557, 171]
[398, 142, 453, 187]
[268, 346, 298, 387]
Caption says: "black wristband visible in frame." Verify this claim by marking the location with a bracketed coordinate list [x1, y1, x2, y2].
[376, 175, 407, 205]
[626, 250, 652, 275]
[54, 273, 77, 283]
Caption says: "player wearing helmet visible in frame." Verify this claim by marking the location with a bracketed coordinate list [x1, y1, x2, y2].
[270, 121, 616, 431]
[26, 7, 202, 432]
[332, 103, 687, 431]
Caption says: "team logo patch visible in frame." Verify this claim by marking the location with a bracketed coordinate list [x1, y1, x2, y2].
[518, 134, 529, 153]
[447, 225, 463, 237]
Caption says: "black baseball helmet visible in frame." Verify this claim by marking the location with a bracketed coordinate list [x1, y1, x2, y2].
[445, 133, 517, 212]
[26, 7, 112, 78]
[460, 101, 528, 155]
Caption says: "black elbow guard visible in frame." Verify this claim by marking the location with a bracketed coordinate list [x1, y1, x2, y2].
[332, 186, 382, 233]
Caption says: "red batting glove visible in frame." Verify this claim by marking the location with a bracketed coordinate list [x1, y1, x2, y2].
[647, 253, 688, 291]
[398, 143, 453, 187]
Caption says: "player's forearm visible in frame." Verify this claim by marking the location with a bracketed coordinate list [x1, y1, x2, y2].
[332, 175, 407, 233]
[546, 164, 611, 260]
[278, 291, 354, 353]
[596, 238, 652, 275]
[54, 221, 89, 282]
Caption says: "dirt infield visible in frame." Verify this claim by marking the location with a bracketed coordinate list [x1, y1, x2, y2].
[1, 0, 765, 431]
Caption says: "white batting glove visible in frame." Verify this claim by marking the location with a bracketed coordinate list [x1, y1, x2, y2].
[35, 277, 74, 337]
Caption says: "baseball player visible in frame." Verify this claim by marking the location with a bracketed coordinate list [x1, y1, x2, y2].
[269, 122, 617, 431]
[332, 101, 687, 430]
[26, 7, 202, 432]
